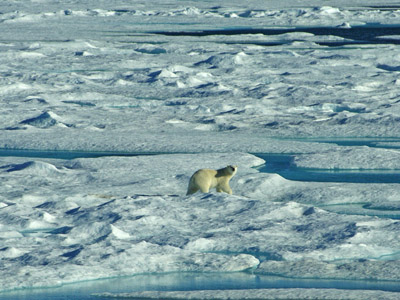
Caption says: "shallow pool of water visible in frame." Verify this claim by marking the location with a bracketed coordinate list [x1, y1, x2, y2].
[255, 153, 400, 184]
[1, 272, 400, 300]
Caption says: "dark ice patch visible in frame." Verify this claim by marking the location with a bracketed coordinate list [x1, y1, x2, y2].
[20, 112, 57, 128]
[377, 64, 400, 72]
[303, 207, 316, 216]
[153, 25, 400, 46]
[49, 226, 74, 234]
[6, 161, 36, 172]
[23, 97, 48, 104]
[62, 100, 96, 107]
[61, 247, 83, 259]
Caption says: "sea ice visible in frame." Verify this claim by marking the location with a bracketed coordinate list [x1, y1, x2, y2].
[1, 153, 400, 293]
[294, 147, 400, 170]
[95, 289, 400, 300]
[1, 0, 400, 298]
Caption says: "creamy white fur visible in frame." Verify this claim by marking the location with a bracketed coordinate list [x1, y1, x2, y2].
[187, 165, 237, 195]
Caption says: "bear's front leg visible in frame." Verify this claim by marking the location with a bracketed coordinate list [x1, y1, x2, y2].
[218, 184, 232, 194]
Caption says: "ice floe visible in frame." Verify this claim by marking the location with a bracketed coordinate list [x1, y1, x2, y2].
[1, 153, 400, 294]
[1, 0, 400, 299]
[95, 289, 400, 300]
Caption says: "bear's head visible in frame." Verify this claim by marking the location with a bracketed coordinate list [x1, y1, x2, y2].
[227, 165, 238, 176]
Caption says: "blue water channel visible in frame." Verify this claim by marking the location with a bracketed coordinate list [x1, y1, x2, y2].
[255, 153, 400, 184]
[1, 147, 399, 184]
[1, 272, 400, 300]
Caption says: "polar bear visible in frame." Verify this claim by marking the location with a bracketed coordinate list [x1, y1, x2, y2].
[186, 165, 238, 195]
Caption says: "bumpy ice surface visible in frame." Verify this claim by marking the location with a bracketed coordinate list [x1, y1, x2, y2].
[1, 0, 400, 299]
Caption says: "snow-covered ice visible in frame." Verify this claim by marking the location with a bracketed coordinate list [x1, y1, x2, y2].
[2, 153, 400, 297]
[94, 289, 400, 300]
[1, 0, 400, 299]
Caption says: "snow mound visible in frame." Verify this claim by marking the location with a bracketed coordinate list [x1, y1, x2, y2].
[0, 247, 26, 259]
[6, 161, 63, 175]
[19, 111, 66, 129]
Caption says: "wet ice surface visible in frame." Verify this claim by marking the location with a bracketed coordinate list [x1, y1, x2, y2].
[2, 0, 400, 299]
[2, 273, 400, 300]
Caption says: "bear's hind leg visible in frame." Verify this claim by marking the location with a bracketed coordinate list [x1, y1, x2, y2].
[199, 186, 210, 193]
[186, 186, 199, 195]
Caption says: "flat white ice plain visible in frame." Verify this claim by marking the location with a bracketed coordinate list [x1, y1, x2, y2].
[2, 0, 400, 299]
